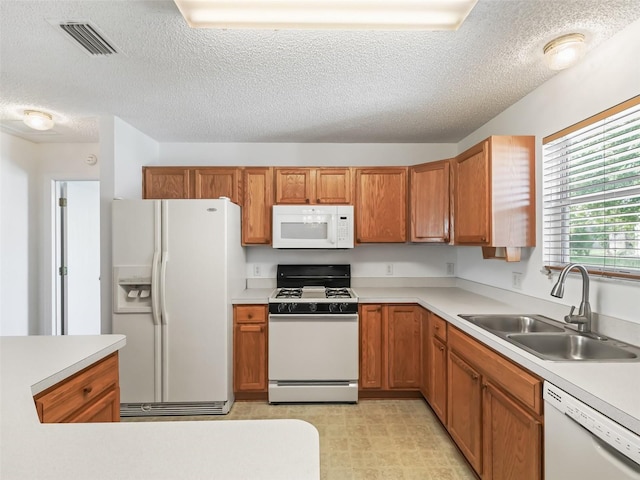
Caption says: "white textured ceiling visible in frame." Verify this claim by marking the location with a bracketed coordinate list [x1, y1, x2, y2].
[1, 1, 640, 144]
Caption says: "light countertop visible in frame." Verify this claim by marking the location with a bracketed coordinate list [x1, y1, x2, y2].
[233, 285, 640, 435]
[0, 335, 320, 480]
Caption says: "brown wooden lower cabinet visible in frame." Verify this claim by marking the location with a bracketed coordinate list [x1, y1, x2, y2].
[444, 325, 543, 480]
[425, 312, 448, 425]
[233, 305, 268, 398]
[33, 352, 120, 423]
[359, 304, 422, 395]
[482, 380, 542, 480]
[447, 350, 483, 474]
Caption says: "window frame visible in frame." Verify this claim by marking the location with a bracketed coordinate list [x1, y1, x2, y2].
[542, 95, 640, 281]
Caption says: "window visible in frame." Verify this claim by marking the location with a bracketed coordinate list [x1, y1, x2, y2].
[543, 96, 640, 280]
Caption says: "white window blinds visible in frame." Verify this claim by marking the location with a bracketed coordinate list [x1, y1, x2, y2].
[543, 96, 640, 280]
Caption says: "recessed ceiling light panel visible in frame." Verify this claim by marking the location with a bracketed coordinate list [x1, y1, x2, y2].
[173, 0, 478, 30]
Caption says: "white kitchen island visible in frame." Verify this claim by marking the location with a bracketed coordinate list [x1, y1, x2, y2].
[0, 335, 320, 480]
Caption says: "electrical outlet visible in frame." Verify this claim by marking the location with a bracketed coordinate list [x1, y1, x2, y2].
[386, 264, 394, 276]
[512, 272, 522, 290]
[446, 263, 455, 276]
[253, 264, 261, 277]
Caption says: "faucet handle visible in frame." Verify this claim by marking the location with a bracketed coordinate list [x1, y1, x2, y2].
[569, 306, 576, 316]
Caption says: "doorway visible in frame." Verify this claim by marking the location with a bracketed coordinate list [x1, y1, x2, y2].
[54, 180, 101, 335]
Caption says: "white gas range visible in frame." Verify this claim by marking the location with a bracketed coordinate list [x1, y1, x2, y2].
[268, 264, 359, 403]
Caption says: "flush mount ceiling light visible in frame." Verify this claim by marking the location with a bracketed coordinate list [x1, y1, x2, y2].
[543, 33, 586, 70]
[173, 0, 478, 30]
[23, 110, 54, 131]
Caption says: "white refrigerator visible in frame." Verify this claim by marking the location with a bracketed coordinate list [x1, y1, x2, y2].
[112, 198, 245, 416]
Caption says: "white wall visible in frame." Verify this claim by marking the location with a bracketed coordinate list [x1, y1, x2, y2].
[456, 18, 640, 325]
[0, 133, 99, 335]
[248, 244, 457, 280]
[100, 117, 159, 334]
[0, 133, 39, 335]
[159, 142, 456, 167]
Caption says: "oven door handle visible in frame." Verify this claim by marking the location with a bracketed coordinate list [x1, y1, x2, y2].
[269, 314, 358, 321]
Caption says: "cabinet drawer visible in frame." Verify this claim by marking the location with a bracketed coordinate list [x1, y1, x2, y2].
[34, 353, 119, 423]
[448, 327, 542, 414]
[235, 305, 267, 323]
[431, 314, 448, 342]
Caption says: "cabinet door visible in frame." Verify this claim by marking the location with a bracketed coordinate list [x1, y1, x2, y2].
[420, 308, 430, 399]
[454, 142, 490, 244]
[315, 168, 352, 204]
[143, 167, 191, 199]
[355, 168, 407, 243]
[66, 387, 120, 423]
[194, 168, 242, 204]
[410, 160, 451, 242]
[429, 336, 447, 424]
[242, 168, 273, 245]
[234, 323, 267, 392]
[483, 381, 542, 480]
[387, 305, 421, 389]
[448, 351, 483, 475]
[274, 168, 314, 204]
[359, 304, 385, 389]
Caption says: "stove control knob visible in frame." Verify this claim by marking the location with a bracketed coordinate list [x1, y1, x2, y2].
[308, 303, 318, 312]
[288, 303, 298, 313]
[329, 303, 339, 313]
[340, 303, 350, 312]
[277, 303, 287, 313]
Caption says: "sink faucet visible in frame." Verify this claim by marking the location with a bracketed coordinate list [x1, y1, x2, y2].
[550, 263, 592, 333]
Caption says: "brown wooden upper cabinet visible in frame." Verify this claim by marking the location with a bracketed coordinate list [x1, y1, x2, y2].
[143, 166, 242, 204]
[193, 167, 242, 204]
[242, 167, 273, 245]
[355, 167, 407, 243]
[453, 136, 535, 261]
[410, 160, 451, 243]
[143, 167, 191, 199]
[274, 167, 352, 204]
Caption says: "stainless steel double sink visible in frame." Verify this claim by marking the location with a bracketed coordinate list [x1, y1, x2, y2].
[458, 314, 640, 362]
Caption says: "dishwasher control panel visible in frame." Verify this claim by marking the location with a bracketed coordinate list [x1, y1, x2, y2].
[544, 382, 640, 466]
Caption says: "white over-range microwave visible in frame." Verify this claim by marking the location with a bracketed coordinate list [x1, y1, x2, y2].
[272, 205, 354, 249]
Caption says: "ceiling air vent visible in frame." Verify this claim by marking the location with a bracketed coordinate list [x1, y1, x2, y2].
[58, 22, 117, 56]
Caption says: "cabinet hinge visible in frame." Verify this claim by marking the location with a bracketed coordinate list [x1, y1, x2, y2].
[59, 198, 67, 207]
[59, 266, 68, 276]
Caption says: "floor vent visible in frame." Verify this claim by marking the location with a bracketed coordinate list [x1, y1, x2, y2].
[59, 22, 117, 56]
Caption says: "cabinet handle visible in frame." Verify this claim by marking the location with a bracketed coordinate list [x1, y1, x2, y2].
[83, 386, 93, 395]
[438, 345, 445, 351]
[434, 325, 440, 330]
[356, 238, 361, 243]
[305, 198, 310, 203]
[240, 325, 263, 332]
[481, 236, 487, 242]
[316, 198, 320, 203]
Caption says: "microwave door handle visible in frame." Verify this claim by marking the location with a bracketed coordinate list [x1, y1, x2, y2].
[328, 216, 336, 245]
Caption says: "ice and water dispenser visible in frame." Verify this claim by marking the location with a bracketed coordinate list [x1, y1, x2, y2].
[113, 266, 153, 313]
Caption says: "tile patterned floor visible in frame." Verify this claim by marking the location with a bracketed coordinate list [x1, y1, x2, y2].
[125, 399, 476, 480]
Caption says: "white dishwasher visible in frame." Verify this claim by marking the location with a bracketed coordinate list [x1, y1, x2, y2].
[544, 382, 640, 479]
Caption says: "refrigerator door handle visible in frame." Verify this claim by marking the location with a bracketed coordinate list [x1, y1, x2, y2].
[151, 250, 161, 326]
[160, 251, 169, 325]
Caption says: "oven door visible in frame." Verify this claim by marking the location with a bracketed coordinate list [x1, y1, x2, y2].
[269, 313, 359, 383]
